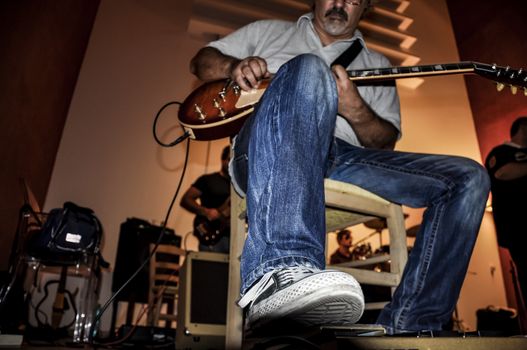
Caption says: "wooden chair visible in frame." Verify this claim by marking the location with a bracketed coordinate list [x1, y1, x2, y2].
[225, 178, 409, 348]
[147, 243, 185, 328]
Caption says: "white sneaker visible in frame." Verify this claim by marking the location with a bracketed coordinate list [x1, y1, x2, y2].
[238, 267, 364, 329]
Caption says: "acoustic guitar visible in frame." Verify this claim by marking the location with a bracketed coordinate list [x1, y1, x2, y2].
[178, 61, 527, 141]
[35, 265, 78, 330]
[193, 197, 230, 246]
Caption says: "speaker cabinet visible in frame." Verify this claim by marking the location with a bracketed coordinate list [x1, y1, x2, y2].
[176, 251, 229, 349]
[112, 218, 180, 303]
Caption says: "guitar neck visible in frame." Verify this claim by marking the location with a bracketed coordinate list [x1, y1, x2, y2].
[51, 266, 68, 328]
[178, 60, 525, 141]
[348, 61, 477, 83]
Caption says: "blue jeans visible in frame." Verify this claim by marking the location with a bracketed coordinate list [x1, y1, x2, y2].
[230, 54, 490, 333]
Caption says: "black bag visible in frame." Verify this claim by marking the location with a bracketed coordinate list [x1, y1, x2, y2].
[28, 202, 103, 262]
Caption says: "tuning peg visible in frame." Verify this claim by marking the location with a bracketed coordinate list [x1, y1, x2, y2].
[511, 85, 518, 95]
[496, 82, 505, 91]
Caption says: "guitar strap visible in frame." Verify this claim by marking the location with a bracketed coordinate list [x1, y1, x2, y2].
[331, 39, 363, 68]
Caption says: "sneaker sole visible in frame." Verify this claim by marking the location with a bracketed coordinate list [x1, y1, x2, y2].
[247, 271, 364, 329]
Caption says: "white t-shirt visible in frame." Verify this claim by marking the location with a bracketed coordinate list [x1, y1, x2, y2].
[208, 13, 401, 146]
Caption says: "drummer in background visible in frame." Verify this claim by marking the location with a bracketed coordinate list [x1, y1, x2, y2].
[329, 229, 354, 264]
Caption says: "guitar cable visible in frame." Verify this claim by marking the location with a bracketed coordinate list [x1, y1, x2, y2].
[89, 103, 192, 343]
[152, 101, 190, 147]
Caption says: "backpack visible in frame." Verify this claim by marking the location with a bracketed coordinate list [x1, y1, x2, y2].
[27, 202, 103, 263]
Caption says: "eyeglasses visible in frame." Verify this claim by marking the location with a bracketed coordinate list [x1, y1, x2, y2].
[344, 0, 362, 6]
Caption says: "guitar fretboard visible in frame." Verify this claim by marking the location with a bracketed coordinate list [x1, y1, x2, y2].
[348, 61, 477, 82]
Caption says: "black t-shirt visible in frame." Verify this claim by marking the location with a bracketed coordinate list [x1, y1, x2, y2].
[192, 172, 230, 209]
[329, 250, 353, 265]
[485, 143, 527, 248]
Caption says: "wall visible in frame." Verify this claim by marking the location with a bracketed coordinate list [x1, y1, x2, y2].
[44, 0, 227, 268]
[43, 0, 228, 330]
[0, 0, 100, 270]
[446, 0, 527, 161]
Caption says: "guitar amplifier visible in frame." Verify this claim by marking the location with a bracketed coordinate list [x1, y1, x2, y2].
[112, 218, 181, 303]
[176, 251, 229, 350]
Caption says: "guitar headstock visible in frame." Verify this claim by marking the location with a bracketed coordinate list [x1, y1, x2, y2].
[472, 62, 527, 95]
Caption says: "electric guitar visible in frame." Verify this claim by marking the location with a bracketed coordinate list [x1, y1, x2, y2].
[178, 61, 527, 141]
[193, 197, 230, 246]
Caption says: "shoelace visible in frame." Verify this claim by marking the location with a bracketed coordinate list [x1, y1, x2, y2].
[238, 266, 318, 308]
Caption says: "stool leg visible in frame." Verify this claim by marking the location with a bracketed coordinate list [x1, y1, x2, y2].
[386, 203, 408, 293]
[225, 187, 245, 349]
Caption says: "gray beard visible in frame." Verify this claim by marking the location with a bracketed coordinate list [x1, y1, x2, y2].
[323, 20, 348, 36]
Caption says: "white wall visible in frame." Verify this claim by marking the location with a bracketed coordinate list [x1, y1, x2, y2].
[45, 0, 506, 332]
[44, 0, 228, 330]
[400, 0, 507, 330]
[45, 0, 226, 264]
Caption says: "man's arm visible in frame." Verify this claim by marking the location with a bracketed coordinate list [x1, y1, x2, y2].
[190, 47, 270, 91]
[332, 65, 398, 150]
[495, 162, 527, 181]
[190, 47, 240, 82]
[180, 186, 221, 221]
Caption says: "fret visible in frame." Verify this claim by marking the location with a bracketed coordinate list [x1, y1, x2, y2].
[348, 61, 477, 82]
[379, 68, 392, 76]
[444, 63, 463, 70]
[419, 65, 434, 73]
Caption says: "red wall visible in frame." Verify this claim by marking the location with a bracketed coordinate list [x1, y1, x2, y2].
[447, 0, 527, 161]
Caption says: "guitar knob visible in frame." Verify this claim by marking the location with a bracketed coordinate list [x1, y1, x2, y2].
[194, 104, 207, 121]
[524, 87, 527, 96]
[219, 89, 227, 101]
[212, 98, 227, 117]
[496, 82, 505, 92]
[511, 85, 518, 95]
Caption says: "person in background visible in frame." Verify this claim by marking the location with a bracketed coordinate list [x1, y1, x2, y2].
[180, 146, 231, 253]
[485, 116, 527, 309]
[330, 229, 354, 264]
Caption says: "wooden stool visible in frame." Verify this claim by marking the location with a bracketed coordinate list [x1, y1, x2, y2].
[147, 244, 185, 328]
[225, 178, 409, 348]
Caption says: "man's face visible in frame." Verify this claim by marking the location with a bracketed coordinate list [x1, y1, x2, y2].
[339, 232, 353, 248]
[314, 0, 367, 38]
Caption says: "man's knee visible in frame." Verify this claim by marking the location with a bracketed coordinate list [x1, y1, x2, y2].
[458, 157, 491, 195]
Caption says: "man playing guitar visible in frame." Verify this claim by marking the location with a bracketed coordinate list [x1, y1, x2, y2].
[180, 146, 231, 253]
